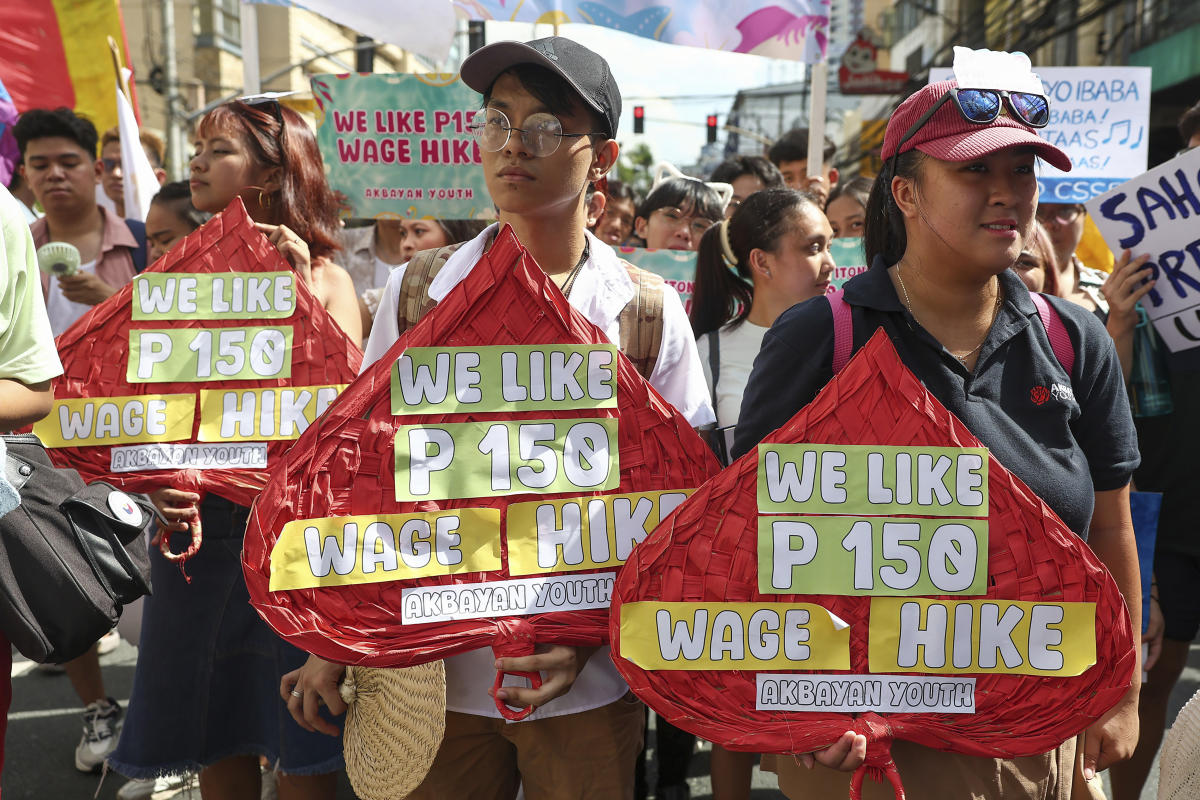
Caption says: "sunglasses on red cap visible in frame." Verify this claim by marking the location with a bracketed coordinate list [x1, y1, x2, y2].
[892, 88, 1050, 159]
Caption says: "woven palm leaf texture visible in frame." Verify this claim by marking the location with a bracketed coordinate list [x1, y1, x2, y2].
[242, 225, 719, 695]
[611, 330, 1136, 799]
[338, 660, 446, 800]
[38, 198, 363, 505]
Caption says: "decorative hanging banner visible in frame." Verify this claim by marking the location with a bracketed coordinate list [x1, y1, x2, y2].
[616, 247, 697, 313]
[610, 331, 1136, 798]
[311, 73, 495, 221]
[242, 225, 720, 688]
[1086, 146, 1200, 353]
[32, 199, 364, 506]
[451, 1, 830, 63]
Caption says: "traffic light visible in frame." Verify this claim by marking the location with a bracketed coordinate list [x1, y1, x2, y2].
[706, 114, 718, 144]
[633, 105, 645, 134]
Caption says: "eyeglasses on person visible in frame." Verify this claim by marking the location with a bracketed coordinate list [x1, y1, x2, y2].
[652, 207, 716, 238]
[1035, 204, 1085, 225]
[100, 158, 121, 173]
[468, 107, 604, 158]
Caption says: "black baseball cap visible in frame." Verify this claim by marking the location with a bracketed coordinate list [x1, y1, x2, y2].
[460, 37, 621, 139]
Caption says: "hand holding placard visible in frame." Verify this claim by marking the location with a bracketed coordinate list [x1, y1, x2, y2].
[610, 330, 1136, 797]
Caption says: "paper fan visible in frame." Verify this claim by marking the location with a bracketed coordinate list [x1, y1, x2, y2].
[242, 225, 719, 715]
[610, 330, 1136, 797]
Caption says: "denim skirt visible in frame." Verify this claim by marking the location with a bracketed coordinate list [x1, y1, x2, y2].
[109, 495, 343, 778]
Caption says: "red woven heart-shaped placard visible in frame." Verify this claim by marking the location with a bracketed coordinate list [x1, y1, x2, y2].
[38, 199, 363, 505]
[242, 225, 719, 671]
[610, 330, 1135, 782]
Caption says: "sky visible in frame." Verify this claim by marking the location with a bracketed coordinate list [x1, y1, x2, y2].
[485, 21, 809, 166]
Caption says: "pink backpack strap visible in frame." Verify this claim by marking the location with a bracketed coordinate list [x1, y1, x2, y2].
[827, 289, 854, 374]
[1030, 291, 1076, 377]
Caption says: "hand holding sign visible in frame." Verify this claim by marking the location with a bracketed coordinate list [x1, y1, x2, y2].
[34, 200, 364, 573]
[242, 226, 719, 715]
[610, 331, 1136, 798]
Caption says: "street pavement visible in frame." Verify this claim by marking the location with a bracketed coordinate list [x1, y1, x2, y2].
[4, 638, 1198, 799]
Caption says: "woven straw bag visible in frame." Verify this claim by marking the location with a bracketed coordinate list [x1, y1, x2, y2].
[242, 225, 719, 715]
[611, 331, 1137, 800]
[1158, 688, 1200, 800]
[338, 662, 446, 800]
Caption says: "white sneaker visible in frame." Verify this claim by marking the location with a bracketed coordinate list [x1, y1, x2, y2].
[116, 774, 193, 800]
[97, 628, 122, 655]
[74, 697, 123, 772]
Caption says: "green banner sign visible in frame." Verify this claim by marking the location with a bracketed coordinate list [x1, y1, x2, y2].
[311, 73, 495, 220]
[616, 247, 697, 312]
[829, 237, 868, 291]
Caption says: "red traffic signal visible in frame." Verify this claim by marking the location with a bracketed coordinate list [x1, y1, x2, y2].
[706, 114, 718, 144]
[634, 105, 645, 134]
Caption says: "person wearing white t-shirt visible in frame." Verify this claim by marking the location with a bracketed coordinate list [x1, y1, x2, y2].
[283, 37, 714, 800]
[688, 187, 835, 798]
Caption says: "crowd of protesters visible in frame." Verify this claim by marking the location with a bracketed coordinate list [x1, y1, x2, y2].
[2, 32, 1199, 800]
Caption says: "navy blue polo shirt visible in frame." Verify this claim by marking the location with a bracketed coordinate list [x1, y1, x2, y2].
[732, 262, 1140, 539]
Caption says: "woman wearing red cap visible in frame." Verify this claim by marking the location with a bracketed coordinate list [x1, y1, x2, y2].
[733, 79, 1141, 798]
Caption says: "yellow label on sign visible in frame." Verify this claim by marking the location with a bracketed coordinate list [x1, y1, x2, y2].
[619, 602, 851, 671]
[33, 394, 195, 447]
[268, 508, 503, 591]
[868, 598, 1097, 677]
[506, 489, 694, 575]
[197, 384, 346, 442]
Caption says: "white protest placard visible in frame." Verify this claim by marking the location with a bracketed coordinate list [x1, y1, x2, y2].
[930, 66, 1151, 202]
[1086, 147, 1200, 351]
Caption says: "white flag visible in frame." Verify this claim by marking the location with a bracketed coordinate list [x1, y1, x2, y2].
[115, 79, 162, 222]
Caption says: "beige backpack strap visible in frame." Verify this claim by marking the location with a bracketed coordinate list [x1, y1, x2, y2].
[617, 261, 665, 381]
[396, 243, 465, 334]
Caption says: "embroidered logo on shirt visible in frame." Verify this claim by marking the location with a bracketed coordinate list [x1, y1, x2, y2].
[1030, 385, 1050, 406]
[1050, 382, 1075, 403]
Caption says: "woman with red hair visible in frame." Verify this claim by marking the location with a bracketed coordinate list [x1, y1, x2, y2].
[108, 99, 350, 800]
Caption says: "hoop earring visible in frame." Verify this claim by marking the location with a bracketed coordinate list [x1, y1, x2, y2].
[258, 190, 272, 209]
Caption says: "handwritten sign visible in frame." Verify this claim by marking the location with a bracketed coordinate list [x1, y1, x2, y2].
[931, 66, 1151, 202]
[1086, 146, 1200, 351]
[311, 73, 494, 220]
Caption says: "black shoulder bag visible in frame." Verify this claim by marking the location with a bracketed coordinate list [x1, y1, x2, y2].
[0, 434, 156, 663]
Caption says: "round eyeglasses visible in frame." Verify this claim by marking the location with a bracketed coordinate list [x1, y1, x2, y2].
[467, 107, 605, 158]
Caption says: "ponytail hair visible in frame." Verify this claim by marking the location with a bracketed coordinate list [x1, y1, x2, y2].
[690, 188, 820, 337]
[864, 150, 924, 268]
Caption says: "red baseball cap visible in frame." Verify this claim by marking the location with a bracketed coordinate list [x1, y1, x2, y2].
[881, 80, 1071, 172]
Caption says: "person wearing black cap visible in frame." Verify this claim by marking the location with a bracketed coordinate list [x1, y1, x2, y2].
[282, 37, 714, 800]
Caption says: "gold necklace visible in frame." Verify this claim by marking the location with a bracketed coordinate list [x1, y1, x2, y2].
[895, 263, 1001, 366]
